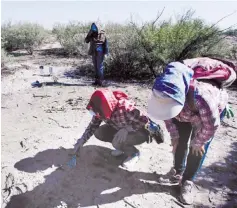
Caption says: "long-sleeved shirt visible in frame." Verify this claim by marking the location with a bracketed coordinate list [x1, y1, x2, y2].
[85, 30, 108, 56]
[80, 105, 149, 143]
[165, 81, 229, 148]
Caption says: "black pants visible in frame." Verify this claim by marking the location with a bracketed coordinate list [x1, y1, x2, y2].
[94, 124, 149, 157]
[173, 119, 212, 182]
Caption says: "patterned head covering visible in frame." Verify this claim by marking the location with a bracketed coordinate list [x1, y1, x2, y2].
[91, 23, 98, 32]
[153, 62, 194, 105]
[148, 62, 194, 120]
[86, 89, 131, 120]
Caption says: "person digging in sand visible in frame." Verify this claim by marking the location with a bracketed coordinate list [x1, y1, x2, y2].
[147, 60, 236, 205]
[73, 88, 164, 169]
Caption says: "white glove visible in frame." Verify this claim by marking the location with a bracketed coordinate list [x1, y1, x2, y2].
[113, 128, 129, 144]
[73, 139, 85, 155]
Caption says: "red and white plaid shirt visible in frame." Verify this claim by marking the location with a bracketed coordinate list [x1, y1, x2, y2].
[165, 81, 229, 148]
[81, 102, 149, 142]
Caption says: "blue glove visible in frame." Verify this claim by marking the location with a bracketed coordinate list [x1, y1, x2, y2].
[145, 119, 160, 134]
[67, 155, 77, 168]
[145, 119, 164, 144]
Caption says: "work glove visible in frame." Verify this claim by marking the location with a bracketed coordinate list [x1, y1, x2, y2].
[145, 120, 164, 144]
[68, 138, 85, 168]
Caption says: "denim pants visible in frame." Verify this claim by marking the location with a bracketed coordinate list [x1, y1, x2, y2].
[92, 52, 104, 82]
[173, 110, 225, 183]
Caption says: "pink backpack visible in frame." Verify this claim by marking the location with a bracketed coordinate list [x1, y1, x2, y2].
[182, 57, 236, 88]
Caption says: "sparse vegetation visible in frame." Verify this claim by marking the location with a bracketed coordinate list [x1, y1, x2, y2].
[1, 11, 236, 80]
[1, 48, 9, 68]
[1, 48, 14, 75]
[1, 22, 47, 55]
[104, 10, 229, 79]
[224, 29, 237, 37]
[52, 22, 90, 55]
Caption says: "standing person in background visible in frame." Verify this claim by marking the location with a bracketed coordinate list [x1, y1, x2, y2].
[85, 23, 109, 87]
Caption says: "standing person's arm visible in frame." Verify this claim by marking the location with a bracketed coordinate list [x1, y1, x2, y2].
[85, 30, 93, 43]
[164, 119, 180, 153]
[190, 95, 220, 155]
[164, 119, 180, 140]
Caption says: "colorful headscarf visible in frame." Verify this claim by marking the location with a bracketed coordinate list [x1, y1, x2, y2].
[86, 89, 131, 119]
[153, 62, 194, 106]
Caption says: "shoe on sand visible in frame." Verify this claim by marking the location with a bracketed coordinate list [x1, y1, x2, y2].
[179, 180, 194, 205]
[122, 152, 140, 169]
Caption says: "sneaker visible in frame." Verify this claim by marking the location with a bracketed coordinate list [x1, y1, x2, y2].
[122, 152, 140, 169]
[158, 168, 182, 185]
[179, 180, 194, 205]
[111, 149, 124, 157]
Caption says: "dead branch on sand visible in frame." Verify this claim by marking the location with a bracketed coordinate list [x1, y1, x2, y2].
[48, 117, 71, 128]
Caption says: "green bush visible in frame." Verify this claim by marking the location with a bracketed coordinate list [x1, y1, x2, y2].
[104, 11, 231, 80]
[52, 22, 90, 55]
[1, 48, 8, 67]
[53, 11, 232, 80]
[1, 22, 46, 54]
[104, 24, 148, 79]
[1, 48, 14, 75]
[223, 29, 237, 37]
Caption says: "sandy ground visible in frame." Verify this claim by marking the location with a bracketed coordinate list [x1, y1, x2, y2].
[1, 44, 237, 208]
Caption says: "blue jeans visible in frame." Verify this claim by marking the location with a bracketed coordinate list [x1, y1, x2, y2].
[92, 52, 104, 82]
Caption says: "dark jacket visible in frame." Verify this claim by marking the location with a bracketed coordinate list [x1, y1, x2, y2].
[85, 30, 108, 56]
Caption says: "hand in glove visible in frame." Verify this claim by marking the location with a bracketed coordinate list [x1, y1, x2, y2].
[145, 120, 164, 144]
[225, 104, 234, 119]
[113, 128, 129, 144]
